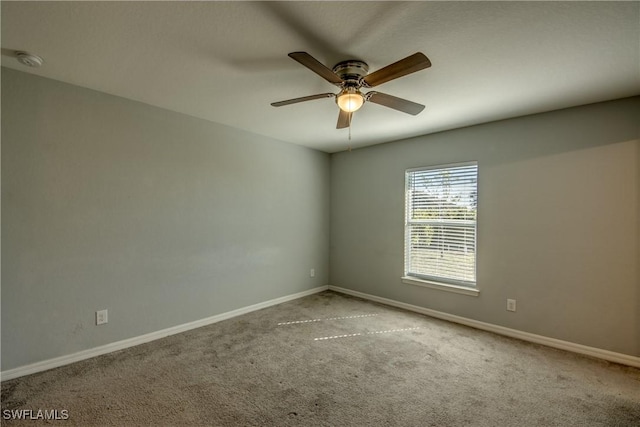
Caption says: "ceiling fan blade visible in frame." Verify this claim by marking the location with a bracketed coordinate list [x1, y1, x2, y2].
[366, 92, 425, 115]
[271, 93, 335, 107]
[288, 52, 344, 85]
[337, 109, 352, 129]
[362, 53, 431, 87]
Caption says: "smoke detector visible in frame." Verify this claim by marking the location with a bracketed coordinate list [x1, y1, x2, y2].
[16, 51, 43, 68]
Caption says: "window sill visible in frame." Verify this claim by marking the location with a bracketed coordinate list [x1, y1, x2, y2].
[401, 277, 480, 297]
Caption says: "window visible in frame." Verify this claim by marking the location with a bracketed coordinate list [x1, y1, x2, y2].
[404, 162, 478, 289]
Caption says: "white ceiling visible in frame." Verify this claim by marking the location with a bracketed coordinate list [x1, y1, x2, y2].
[2, 1, 639, 153]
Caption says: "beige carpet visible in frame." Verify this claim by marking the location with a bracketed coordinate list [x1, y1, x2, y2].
[2, 291, 639, 426]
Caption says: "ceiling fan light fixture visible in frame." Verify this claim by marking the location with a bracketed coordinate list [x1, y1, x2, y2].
[336, 87, 364, 112]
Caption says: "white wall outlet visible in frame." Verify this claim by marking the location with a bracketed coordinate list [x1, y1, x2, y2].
[310, 268, 315, 278]
[506, 299, 516, 312]
[96, 309, 108, 325]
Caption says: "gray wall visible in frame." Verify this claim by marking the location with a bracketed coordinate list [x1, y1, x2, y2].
[330, 97, 640, 357]
[1, 68, 330, 371]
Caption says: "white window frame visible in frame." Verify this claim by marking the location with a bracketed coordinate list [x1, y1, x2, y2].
[403, 162, 478, 296]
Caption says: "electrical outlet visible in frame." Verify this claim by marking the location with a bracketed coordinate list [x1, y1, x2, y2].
[310, 268, 315, 278]
[96, 309, 108, 325]
[506, 299, 516, 312]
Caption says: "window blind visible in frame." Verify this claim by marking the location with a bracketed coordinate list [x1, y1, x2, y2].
[405, 163, 478, 287]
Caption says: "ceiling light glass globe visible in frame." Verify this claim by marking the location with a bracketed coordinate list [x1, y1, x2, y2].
[336, 88, 364, 112]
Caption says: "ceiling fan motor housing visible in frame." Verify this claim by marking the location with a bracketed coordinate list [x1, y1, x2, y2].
[332, 60, 369, 86]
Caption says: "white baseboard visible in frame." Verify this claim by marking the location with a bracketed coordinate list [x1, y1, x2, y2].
[1, 285, 329, 381]
[328, 285, 640, 368]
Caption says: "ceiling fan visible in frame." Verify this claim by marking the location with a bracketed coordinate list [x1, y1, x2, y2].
[271, 51, 432, 129]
